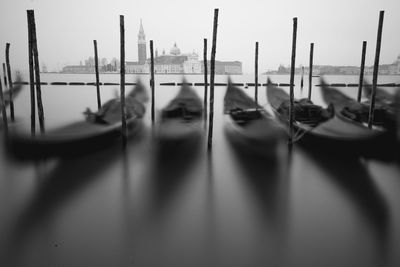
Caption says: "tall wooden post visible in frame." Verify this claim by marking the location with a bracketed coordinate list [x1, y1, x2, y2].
[28, 10, 45, 134]
[255, 42, 259, 105]
[120, 15, 127, 144]
[300, 66, 304, 91]
[0, 79, 8, 133]
[203, 38, 208, 123]
[368, 11, 384, 129]
[27, 11, 36, 135]
[289, 18, 298, 145]
[150, 40, 155, 125]
[357, 41, 367, 102]
[207, 9, 219, 151]
[2, 63, 7, 88]
[308, 42, 314, 101]
[93, 40, 101, 110]
[5, 43, 14, 121]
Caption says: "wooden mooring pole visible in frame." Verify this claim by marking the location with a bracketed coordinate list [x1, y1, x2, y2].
[207, 8, 219, 151]
[150, 40, 155, 125]
[308, 43, 314, 101]
[0, 78, 8, 133]
[368, 11, 384, 129]
[203, 38, 208, 124]
[255, 41, 259, 105]
[27, 11, 36, 135]
[120, 15, 127, 144]
[93, 40, 102, 110]
[357, 41, 367, 102]
[300, 66, 304, 91]
[5, 43, 14, 122]
[28, 10, 45, 133]
[2, 63, 7, 88]
[289, 17, 298, 145]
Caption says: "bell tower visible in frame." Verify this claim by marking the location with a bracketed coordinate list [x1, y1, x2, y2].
[138, 20, 146, 64]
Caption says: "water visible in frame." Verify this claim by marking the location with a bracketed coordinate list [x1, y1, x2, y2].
[1, 73, 400, 266]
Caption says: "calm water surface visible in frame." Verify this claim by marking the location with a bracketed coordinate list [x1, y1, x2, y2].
[0, 73, 400, 266]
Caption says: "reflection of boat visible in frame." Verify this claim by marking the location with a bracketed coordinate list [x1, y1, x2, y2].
[302, 146, 389, 246]
[156, 79, 203, 145]
[4, 140, 134, 265]
[320, 79, 395, 131]
[266, 79, 387, 153]
[224, 80, 285, 156]
[7, 80, 148, 158]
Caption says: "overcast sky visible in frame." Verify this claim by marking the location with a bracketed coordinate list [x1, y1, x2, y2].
[0, 0, 399, 73]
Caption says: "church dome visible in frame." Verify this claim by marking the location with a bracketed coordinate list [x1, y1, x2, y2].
[170, 43, 181, 55]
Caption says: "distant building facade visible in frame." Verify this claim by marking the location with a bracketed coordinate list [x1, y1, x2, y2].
[62, 63, 95, 74]
[217, 61, 242, 74]
[149, 43, 202, 74]
[61, 57, 118, 73]
[63, 21, 242, 74]
[267, 55, 400, 75]
[183, 52, 202, 73]
[202, 61, 242, 75]
[126, 62, 149, 73]
[395, 57, 400, 73]
[126, 22, 242, 74]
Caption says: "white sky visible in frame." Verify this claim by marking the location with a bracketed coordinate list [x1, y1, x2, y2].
[0, 0, 399, 73]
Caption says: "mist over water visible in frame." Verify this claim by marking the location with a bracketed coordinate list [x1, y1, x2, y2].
[1, 73, 400, 266]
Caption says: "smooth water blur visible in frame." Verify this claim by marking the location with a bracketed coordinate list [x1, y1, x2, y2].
[0, 73, 400, 266]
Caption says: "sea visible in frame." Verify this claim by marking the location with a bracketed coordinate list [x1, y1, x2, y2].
[0, 73, 400, 267]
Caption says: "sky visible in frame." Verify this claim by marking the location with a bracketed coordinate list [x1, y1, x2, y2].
[0, 0, 399, 74]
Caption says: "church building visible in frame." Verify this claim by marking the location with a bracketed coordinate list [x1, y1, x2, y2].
[126, 21, 242, 74]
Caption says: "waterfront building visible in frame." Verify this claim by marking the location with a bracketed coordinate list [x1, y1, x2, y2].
[153, 53, 186, 73]
[63, 21, 242, 74]
[183, 52, 202, 73]
[151, 43, 202, 74]
[268, 55, 400, 75]
[338, 66, 359, 75]
[61, 60, 95, 73]
[127, 21, 241, 74]
[202, 61, 243, 75]
[61, 65, 94, 73]
[126, 62, 149, 73]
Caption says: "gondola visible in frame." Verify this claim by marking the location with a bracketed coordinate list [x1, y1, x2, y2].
[7, 80, 148, 158]
[224, 80, 285, 156]
[320, 78, 395, 131]
[266, 79, 387, 154]
[363, 81, 397, 107]
[156, 80, 203, 147]
[362, 81, 397, 129]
